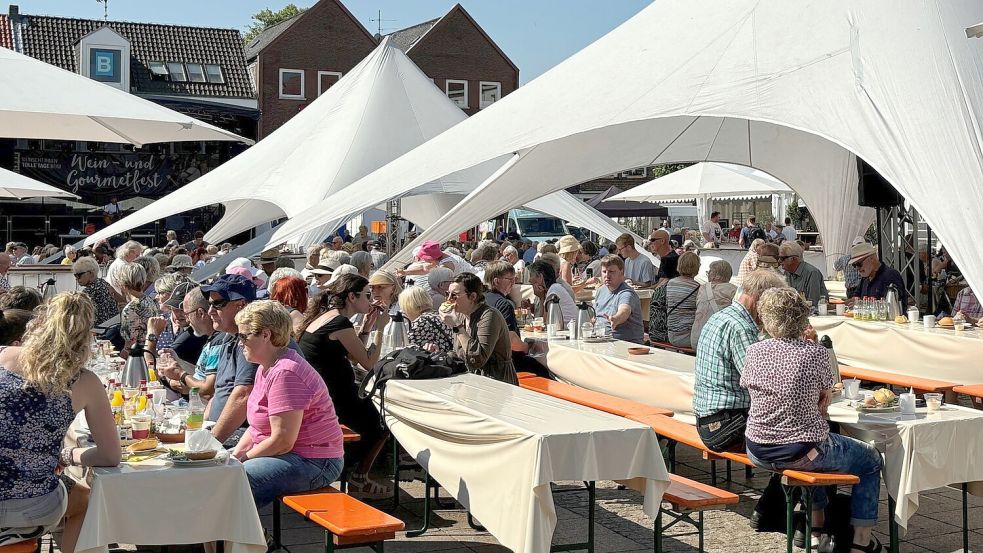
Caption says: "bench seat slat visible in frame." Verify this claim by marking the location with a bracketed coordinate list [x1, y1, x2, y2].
[521, 377, 674, 418]
[284, 491, 405, 538]
[664, 474, 739, 510]
[839, 364, 956, 393]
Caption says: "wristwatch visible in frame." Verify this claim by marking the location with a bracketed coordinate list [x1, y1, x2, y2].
[145, 333, 158, 343]
[59, 447, 75, 467]
[180, 372, 190, 387]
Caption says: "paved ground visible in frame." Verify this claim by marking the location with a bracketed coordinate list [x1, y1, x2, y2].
[84, 443, 982, 553]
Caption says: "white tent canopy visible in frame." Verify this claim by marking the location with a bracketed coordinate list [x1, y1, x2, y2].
[85, 38, 493, 249]
[968, 21, 983, 38]
[260, 0, 980, 294]
[609, 162, 801, 231]
[0, 47, 248, 146]
[0, 167, 78, 199]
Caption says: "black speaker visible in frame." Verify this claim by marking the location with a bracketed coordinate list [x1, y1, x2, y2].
[857, 159, 903, 208]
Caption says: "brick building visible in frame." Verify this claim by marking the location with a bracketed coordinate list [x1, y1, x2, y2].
[246, 0, 518, 137]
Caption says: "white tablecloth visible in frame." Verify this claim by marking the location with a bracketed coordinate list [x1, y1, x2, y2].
[381, 374, 669, 553]
[828, 397, 983, 530]
[75, 457, 266, 553]
[545, 339, 697, 424]
[811, 316, 983, 384]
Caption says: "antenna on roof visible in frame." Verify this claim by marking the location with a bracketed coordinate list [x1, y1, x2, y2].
[95, 0, 108, 21]
[369, 10, 396, 37]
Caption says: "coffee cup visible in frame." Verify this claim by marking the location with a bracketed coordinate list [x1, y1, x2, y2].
[130, 414, 152, 439]
[907, 308, 919, 323]
[923, 315, 936, 329]
[899, 393, 917, 415]
[836, 303, 846, 316]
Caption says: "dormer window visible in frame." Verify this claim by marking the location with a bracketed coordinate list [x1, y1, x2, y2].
[149, 61, 169, 80]
[205, 64, 225, 84]
[166, 62, 187, 82]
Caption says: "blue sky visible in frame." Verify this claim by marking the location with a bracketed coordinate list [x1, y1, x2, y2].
[12, 1, 650, 84]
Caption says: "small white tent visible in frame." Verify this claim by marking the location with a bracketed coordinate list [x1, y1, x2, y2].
[261, 0, 983, 298]
[84, 38, 490, 249]
[0, 47, 248, 146]
[608, 162, 812, 232]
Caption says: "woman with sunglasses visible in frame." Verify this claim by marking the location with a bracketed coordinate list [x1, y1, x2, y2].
[71, 256, 118, 326]
[297, 274, 390, 499]
[441, 273, 518, 385]
[231, 300, 344, 509]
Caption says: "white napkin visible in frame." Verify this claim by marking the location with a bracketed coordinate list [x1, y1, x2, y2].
[185, 429, 222, 452]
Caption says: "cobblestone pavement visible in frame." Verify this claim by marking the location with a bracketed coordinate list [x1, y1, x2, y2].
[82, 444, 982, 553]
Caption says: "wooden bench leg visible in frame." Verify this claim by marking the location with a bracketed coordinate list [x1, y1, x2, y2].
[653, 507, 707, 553]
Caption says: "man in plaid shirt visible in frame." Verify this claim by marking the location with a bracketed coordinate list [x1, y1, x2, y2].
[693, 269, 785, 453]
[953, 285, 983, 323]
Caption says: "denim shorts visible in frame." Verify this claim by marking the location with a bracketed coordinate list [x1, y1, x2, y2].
[244, 453, 344, 509]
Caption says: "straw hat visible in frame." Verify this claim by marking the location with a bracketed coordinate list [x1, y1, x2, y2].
[259, 248, 280, 262]
[848, 243, 877, 265]
[556, 235, 580, 255]
[309, 258, 341, 275]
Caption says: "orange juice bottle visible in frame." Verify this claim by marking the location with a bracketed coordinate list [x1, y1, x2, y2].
[111, 386, 125, 424]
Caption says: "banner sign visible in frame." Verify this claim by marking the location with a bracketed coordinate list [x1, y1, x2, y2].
[17, 150, 203, 203]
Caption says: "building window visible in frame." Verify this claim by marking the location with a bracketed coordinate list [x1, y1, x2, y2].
[279, 68, 305, 99]
[205, 64, 225, 84]
[149, 61, 169, 80]
[186, 63, 206, 83]
[166, 62, 187, 82]
[318, 71, 342, 96]
[445, 79, 468, 109]
[479, 81, 501, 109]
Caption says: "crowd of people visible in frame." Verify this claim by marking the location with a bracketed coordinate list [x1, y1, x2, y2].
[3, 220, 982, 553]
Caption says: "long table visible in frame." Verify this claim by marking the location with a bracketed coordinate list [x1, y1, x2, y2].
[75, 452, 266, 553]
[829, 395, 983, 531]
[545, 338, 696, 424]
[380, 374, 669, 553]
[811, 315, 983, 384]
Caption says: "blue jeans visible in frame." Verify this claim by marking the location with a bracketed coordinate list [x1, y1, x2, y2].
[747, 433, 881, 527]
[243, 453, 344, 509]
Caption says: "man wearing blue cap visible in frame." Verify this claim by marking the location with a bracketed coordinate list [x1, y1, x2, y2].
[200, 273, 302, 445]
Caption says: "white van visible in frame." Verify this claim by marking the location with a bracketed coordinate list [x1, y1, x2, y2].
[506, 209, 570, 244]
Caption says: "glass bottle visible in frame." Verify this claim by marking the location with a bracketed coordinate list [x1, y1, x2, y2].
[186, 388, 205, 430]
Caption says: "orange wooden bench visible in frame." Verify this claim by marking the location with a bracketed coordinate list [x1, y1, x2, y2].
[516, 371, 538, 380]
[519, 376, 674, 418]
[341, 424, 361, 442]
[0, 541, 39, 553]
[838, 364, 957, 394]
[650, 341, 696, 356]
[952, 384, 983, 409]
[629, 413, 860, 553]
[657, 474, 740, 553]
[281, 487, 404, 552]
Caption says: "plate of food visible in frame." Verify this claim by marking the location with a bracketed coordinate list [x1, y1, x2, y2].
[856, 388, 899, 412]
[165, 449, 224, 466]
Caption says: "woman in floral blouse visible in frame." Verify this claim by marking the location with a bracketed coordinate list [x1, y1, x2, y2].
[118, 263, 158, 351]
[72, 257, 118, 326]
[398, 286, 454, 353]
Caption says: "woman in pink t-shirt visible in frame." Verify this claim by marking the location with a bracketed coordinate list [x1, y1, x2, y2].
[231, 301, 344, 508]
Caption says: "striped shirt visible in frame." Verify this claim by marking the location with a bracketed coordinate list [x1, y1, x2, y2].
[692, 302, 760, 417]
[246, 349, 344, 459]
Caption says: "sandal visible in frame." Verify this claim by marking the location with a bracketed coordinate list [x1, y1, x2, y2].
[348, 473, 392, 500]
[851, 537, 882, 553]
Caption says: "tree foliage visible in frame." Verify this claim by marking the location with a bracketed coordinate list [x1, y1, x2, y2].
[243, 4, 306, 44]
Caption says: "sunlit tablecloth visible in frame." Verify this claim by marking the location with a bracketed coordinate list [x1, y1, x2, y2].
[829, 397, 983, 530]
[75, 453, 265, 553]
[811, 316, 983, 384]
[380, 374, 669, 553]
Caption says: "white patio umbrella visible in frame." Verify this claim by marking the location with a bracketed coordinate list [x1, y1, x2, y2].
[0, 47, 250, 146]
[609, 162, 794, 229]
[0, 166, 78, 199]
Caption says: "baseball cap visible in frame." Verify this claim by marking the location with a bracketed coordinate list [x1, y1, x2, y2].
[164, 281, 198, 309]
[200, 273, 256, 302]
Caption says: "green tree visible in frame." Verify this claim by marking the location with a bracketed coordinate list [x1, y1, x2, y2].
[243, 4, 305, 44]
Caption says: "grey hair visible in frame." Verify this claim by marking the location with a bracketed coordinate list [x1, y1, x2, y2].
[154, 273, 187, 295]
[350, 250, 372, 272]
[502, 245, 518, 257]
[63, 244, 76, 256]
[779, 240, 804, 258]
[133, 255, 160, 287]
[72, 256, 100, 276]
[473, 243, 498, 263]
[742, 269, 786, 299]
[328, 250, 351, 266]
[427, 266, 453, 287]
[117, 262, 147, 291]
[116, 240, 143, 260]
[268, 267, 303, 291]
[707, 260, 733, 283]
[758, 287, 811, 339]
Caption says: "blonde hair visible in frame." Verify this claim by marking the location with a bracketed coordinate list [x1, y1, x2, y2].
[677, 251, 701, 278]
[234, 300, 292, 348]
[116, 240, 142, 260]
[758, 287, 811, 339]
[742, 269, 786, 299]
[117, 262, 147, 292]
[20, 291, 95, 394]
[398, 286, 434, 318]
[73, 256, 100, 276]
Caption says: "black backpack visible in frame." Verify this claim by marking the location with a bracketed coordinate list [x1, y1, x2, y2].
[749, 225, 768, 242]
[357, 347, 467, 420]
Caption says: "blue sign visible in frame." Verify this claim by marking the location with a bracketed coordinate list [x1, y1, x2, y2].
[90, 48, 121, 83]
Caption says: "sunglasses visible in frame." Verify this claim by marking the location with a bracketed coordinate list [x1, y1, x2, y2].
[851, 258, 868, 269]
[73, 272, 88, 279]
[778, 256, 794, 261]
[235, 332, 256, 341]
[208, 298, 233, 309]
